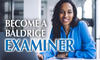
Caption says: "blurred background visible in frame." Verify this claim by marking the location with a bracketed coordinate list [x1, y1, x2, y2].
[0, 0, 100, 59]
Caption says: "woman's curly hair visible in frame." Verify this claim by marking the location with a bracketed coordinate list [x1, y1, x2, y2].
[51, 0, 79, 41]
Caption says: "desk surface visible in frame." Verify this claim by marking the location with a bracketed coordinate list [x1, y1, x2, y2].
[47, 57, 96, 60]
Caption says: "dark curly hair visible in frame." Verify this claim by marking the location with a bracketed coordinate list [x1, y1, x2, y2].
[51, 0, 79, 41]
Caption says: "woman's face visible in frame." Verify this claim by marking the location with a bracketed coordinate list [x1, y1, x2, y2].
[59, 2, 74, 26]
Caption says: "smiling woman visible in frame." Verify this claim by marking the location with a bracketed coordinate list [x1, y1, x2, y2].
[37, 0, 96, 60]
[59, 2, 74, 37]
[59, 2, 74, 26]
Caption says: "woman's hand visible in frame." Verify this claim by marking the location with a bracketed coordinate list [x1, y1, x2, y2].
[37, 53, 43, 60]
[56, 52, 68, 58]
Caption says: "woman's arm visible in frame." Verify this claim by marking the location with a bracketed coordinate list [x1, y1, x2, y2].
[40, 48, 56, 60]
[75, 21, 96, 59]
[38, 29, 56, 60]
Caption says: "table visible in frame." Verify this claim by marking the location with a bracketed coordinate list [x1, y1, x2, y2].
[47, 57, 96, 60]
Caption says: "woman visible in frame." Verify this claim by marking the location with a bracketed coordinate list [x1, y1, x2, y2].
[37, 0, 96, 59]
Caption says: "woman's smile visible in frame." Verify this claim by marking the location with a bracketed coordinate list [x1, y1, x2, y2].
[63, 18, 70, 22]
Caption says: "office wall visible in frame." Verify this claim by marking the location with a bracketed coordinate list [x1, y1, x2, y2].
[24, 0, 41, 19]
[96, 0, 100, 59]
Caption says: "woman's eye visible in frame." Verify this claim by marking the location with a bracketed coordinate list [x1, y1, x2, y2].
[68, 11, 72, 13]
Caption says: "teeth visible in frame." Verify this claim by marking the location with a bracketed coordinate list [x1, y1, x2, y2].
[64, 19, 69, 22]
